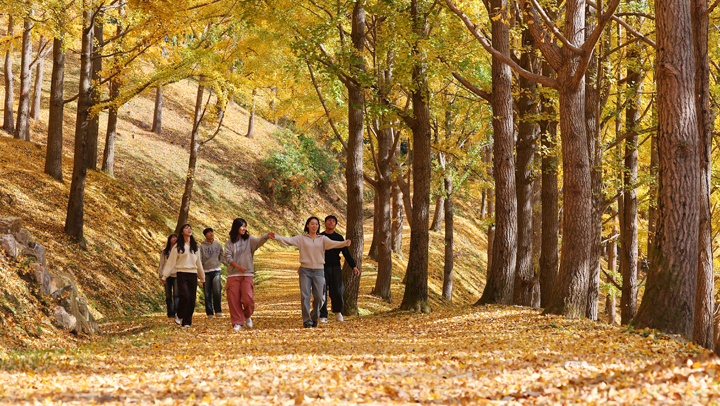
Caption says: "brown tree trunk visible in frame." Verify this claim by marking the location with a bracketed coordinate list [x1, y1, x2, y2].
[3, 15, 14, 134]
[691, 0, 714, 350]
[372, 124, 394, 301]
[368, 192, 380, 261]
[647, 134, 658, 253]
[14, 18, 33, 141]
[634, 0, 700, 339]
[341, 1, 366, 316]
[174, 82, 205, 235]
[102, 77, 120, 176]
[607, 226, 618, 324]
[476, 0, 517, 305]
[85, 18, 103, 170]
[513, 28, 539, 307]
[30, 37, 46, 121]
[64, 9, 94, 240]
[486, 224, 495, 278]
[151, 86, 163, 134]
[45, 36, 65, 181]
[620, 44, 642, 325]
[430, 195, 444, 231]
[246, 89, 256, 138]
[391, 180, 404, 255]
[442, 176, 454, 301]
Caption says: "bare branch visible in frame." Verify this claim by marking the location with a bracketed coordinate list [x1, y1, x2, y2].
[306, 59, 348, 152]
[527, 0, 586, 56]
[450, 71, 491, 102]
[586, 0, 656, 48]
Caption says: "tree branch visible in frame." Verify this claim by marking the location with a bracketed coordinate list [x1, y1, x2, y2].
[527, 0, 586, 56]
[306, 58, 348, 152]
[450, 71, 491, 102]
[586, 0, 656, 48]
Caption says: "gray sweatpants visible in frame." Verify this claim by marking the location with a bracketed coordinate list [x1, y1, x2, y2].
[299, 267, 325, 324]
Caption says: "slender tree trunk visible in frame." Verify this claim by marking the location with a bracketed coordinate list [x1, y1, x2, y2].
[476, 0, 517, 305]
[174, 82, 205, 235]
[151, 86, 163, 134]
[368, 192, 380, 261]
[14, 18, 33, 141]
[513, 28, 539, 307]
[372, 125, 394, 301]
[45, 36, 65, 181]
[246, 89, 256, 138]
[691, 0, 714, 350]
[102, 77, 120, 176]
[634, 0, 700, 339]
[442, 176, 454, 301]
[85, 17, 103, 170]
[30, 37, 46, 121]
[341, 1, 366, 316]
[647, 134, 658, 253]
[430, 195, 444, 231]
[391, 180, 404, 255]
[3, 15, 14, 134]
[607, 226, 618, 325]
[486, 146, 495, 220]
[64, 9, 94, 240]
[486, 224, 495, 278]
[539, 63, 559, 309]
[620, 44, 642, 325]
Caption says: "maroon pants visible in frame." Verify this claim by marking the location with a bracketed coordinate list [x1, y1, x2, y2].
[227, 276, 254, 326]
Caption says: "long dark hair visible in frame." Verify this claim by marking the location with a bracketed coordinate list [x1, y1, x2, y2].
[229, 218, 250, 243]
[162, 234, 177, 258]
[176, 224, 198, 254]
[303, 216, 320, 234]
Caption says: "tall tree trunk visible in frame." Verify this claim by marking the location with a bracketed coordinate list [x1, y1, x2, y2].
[102, 75, 121, 176]
[64, 9, 94, 240]
[368, 192, 380, 261]
[513, 28, 539, 307]
[391, 180, 404, 254]
[538, 64, 559, 309]
[151, 86, 163, 134]
[647, 134, 658, 253]
[174, 82, 205, 235]
[3, 16, 14, 134]
[86, 17, 103, 170]
[30, 37, 46, 121]
[634, 0, 700, 339]
[486, 224, 495, 278]
[372, 125, 394, 301]
[341, 1, 366, 316]
[606, 226, 618, 325]
[486, 146, 495, 220]
[14, 18, 33, 141]
[246, 89, 256, 138]
[476, 0, 517, 305]
[430, 195, 444, 231]
[620, 44, 642, 325]
[691, 0, 714, 350]
[442, 176, 454, 301]
[44, 36, 65, 181]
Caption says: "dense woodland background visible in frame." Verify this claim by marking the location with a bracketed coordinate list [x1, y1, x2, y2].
[0, 0, 719, 354]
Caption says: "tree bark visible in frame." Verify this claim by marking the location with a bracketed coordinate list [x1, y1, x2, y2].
[174, 82, 205, 235]
[341, 1, 366, 316]
[151, 86, 163, 134]
[368, 192, 380, 261]
[430, 195, 444, 231]
[634, 0, 699, 339]
[476, 0, 517, 306]
[442, 176, 454, 301]
[691, 0, 714, 350]
[647, 134, 658, 253]
[30, 37, 46, 121]
[45, 36, 65, 181]
[102, 74, 120, 176]
[3, 15, 14, 134]
[64, 9, 94, 240]
[607, 226, 618, 324]
[14, 18, 33, 141]
[86, 17, 103, 170]
[371, 124, 394, 301]
[246, 89, 256, 138]
[486, 224, 495, 278]
[391, 180, 404, 255]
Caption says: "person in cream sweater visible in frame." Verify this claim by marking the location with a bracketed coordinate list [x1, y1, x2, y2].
[162, 224, 205, 327]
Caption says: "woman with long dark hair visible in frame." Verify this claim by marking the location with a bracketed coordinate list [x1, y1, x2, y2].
[158, 234, 179, 319]
[271, 216, 351, 328]
[161, 224, 205, 327]
[224, 218, 274, 331]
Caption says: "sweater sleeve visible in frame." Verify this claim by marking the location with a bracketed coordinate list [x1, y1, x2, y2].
[224, 240, 234, 265]
[161, 248, 178, 280]
[196, 252, 205, 283]
[217, 242, 227, 266]
[274, 235, 300, 247]
[158, 252, 166, 279]
[250, 233, 270, 252]
[340, 245, 357, 268]
[323, 236, 348, 250]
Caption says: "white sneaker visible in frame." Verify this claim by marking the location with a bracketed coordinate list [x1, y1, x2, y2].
[336, 313, 344, 322]
[246, 318, 253, 328]
[183, 325, 191, 328]
[233, 324, 242, 331]
[174, 317, 182, 325]
[319, 318, 328, 323]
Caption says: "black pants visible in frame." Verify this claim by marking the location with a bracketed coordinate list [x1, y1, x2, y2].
[176, 272, 199, 326]
[165, 276, 179, 318]
[320, 265, 344, 318]
[204, 270, 222, 316]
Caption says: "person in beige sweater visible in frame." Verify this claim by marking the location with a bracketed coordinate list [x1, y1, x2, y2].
[162, 224, 205, 327]
[158, 234, 179, 319]
[271, 216, 350, 328]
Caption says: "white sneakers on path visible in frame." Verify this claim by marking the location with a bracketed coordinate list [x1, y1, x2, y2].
[174, 317, 182, 325]
[246, 318, 253, 328]
[233, 324, 242, 331]
[319, 318, 328, 323]
[336, 313, 344, 322]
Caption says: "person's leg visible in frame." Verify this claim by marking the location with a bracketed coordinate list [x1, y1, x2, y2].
[176, 273, 190, 322]
[310, 269, 325, 323]
[329, 265, 345, 314]
[298, 268, 312, 325]
[172, 278, 179, 315]
[165, 276, 176, 318]
[213, 271, 223, 315]
[226, 277, 243, 326]
[184, 273, 198, 326]
[204, 271, 215, 316]
[240, 276, 255, 320]
[319, 267, 330, 319]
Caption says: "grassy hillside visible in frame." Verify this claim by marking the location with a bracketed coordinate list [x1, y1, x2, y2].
[0, 57, 491, 351]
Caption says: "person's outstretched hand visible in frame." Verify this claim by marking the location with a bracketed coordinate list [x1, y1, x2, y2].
[345, 240, 352, 246]
[268, 231, 276, 239]
[160, 278, 166, 285]
[352, 267, 360, 277]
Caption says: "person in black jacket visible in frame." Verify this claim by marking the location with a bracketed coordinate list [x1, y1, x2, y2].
[319, 215, 360, 323]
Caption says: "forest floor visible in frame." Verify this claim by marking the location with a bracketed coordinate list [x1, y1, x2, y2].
[1, 250, 719, 405]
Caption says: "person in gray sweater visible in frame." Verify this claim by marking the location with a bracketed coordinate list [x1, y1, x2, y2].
[201, 228, 226, 318]
[224, 218, 274, 331]
[271, 216, 351, 328]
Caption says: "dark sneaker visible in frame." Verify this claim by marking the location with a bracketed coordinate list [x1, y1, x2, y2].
[311, 320, 318, 328]
[303, 322, 313, 328]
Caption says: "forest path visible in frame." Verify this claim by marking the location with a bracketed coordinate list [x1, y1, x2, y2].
[0, 250, 717, 405]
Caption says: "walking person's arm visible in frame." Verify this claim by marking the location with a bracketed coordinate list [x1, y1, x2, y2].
[273, 235, 301, 247]
[161, 248, 178, 281]
[340, 244, 360, 277]
[250, 232, 272, 252]
[322, 236, 351, 250]
[195, 252, 206, 283]
[225, 240, 247, 273]
[158, 252, 166, 280]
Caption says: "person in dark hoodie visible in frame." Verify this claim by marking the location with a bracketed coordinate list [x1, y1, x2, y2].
[319, 215, 359, 323]
[201, 228, 226, 318]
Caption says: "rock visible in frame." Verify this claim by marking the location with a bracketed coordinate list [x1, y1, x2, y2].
[0, 234, 18, 258]
[0, 217, 21, 234]
[27, 242, 46, 267]
[51, 283, 99, 335]
[49, 271, 75, 293]
[53, 306, 77, 331]
[32, 263, 52, 295]
[13, 228, 31, 246]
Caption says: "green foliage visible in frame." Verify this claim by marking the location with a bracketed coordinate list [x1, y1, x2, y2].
[259, 129, 338, 205]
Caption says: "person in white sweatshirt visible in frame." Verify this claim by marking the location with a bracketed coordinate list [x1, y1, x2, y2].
[271, 216, 351, 328]
[161, 224, 205, 327]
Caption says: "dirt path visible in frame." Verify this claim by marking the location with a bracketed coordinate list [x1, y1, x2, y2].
[0, 250, 718, 405]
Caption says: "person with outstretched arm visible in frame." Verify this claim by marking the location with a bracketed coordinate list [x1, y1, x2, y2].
[319, 215, 360, 323]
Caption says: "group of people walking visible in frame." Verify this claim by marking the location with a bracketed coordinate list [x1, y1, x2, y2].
[158, 215, 359, 330]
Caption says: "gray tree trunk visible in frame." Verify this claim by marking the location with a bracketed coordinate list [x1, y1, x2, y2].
[3, 16, 14, 134]
[45, 36, 65, 181]
[14, 18, 33, 141]
[442, 176, 454, 301]
[174, 82, 205, 234]
[391, 180, 404, 255]
[151, 86, 163, 134]
[430, 195, 444, 231]
[30, 37, 46, 121]
[85, 18, 103, 170]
